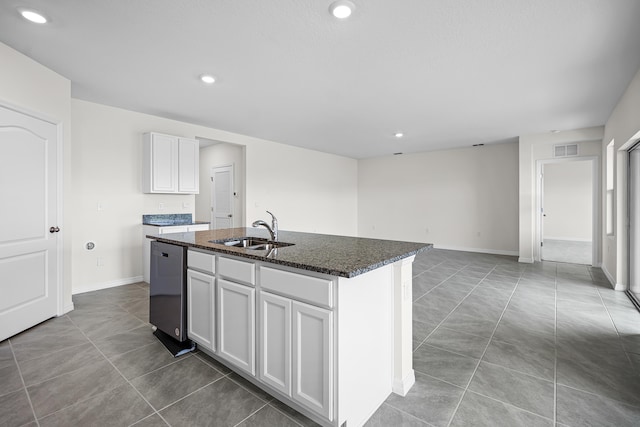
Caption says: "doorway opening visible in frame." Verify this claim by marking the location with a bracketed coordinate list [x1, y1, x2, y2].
[195, 138, 245, 229]
[535, 157, 599, 265]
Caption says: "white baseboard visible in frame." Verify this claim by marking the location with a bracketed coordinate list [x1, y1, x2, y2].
[543, 237, 592, 242]
[392, 370, 415, 397]
[73, 275, 144, 295]
[518, 257, 534, 264]
[600, 264, 624, 290]
[434, 245, 519, 257]
[62, 302, 75, 314]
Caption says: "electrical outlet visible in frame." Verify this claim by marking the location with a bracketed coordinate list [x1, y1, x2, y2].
[97, 257, 104, 267]
[159, 203, 165, 210]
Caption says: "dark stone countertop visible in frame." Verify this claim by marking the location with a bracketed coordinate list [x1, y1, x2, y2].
[147, 228, 432, 278]
[142, 213, 210, 227]
[143, 221, 210, 227]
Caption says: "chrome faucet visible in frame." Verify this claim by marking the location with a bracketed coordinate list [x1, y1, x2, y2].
[252, 210, 278, 241]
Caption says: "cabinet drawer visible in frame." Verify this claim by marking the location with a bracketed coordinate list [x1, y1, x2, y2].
[261, 267, 333, 308]
[218, 256, 255, 285]
[188, 250, 215, 274]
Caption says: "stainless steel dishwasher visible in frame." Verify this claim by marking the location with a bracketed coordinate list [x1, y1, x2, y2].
[150, 241, 187, 342]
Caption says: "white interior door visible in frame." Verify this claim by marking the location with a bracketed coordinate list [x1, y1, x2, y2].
[630, 145, 640, 295]
[0, 104, 60, 341]
[211, 165, 234, 229]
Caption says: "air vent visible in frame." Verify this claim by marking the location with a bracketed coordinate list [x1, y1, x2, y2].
[554, 144, 578, 157]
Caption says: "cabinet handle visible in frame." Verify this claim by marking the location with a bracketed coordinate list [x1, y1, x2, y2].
[49, 226, 60, 233]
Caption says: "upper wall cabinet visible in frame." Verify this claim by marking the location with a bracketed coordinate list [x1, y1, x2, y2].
[142, 132, 199, 194]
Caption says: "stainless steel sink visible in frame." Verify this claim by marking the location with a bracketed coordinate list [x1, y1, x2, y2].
[209, 237, 294, 251]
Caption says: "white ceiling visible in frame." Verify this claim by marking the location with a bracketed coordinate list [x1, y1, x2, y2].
[1, 0, 639, 159]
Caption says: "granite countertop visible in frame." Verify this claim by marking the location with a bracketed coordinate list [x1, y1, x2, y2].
[147, 227, 432, 278]
[143, 221, 210, 227]
[142, 213, 209, 227]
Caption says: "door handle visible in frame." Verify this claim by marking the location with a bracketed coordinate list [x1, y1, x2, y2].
[228, 214, 232, 218]
[49, 226, 60, 233]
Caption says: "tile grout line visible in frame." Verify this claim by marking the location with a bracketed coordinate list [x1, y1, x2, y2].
[128, 412, 169, 427]
[553, 262, 558, 426]
[376, 402, 438, 427]
[231, 402, 271, 427]
[65, 313, 173, 426]
[263, 403, 309, 427]
[445, 265, 527, 427]
[414, 264, 499, 352]
[460, 388, 555, 423]
[152, 373, 230, 414]
[7, 339, 41, 427]
[595, 285, 638, 369]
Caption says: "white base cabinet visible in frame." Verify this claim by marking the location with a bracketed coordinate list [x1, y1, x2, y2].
[217, 278, 256, 375]
[186, 269, 215, 352]
[291, 301, 333, 421]
[259, 292, 291, 396]
[179, 251, 413, 427]
[258, 292, 333, 420]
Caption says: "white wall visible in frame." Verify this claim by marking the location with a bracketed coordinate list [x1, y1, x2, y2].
[196, 142, 245, 226]
[543, 161, 592, 241]
[602, 66, 640, 289]
[0, 42, 73, 312]
[518, 128, 603, 263]
[245, 142, 358, 235]
[71, 99, 358, 293]
[358, 142, 519, 255]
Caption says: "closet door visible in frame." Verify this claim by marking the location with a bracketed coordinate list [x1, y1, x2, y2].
[630, 146, 640, 294]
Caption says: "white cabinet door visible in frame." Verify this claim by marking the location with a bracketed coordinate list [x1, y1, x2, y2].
[187, 269, 215, 352]
[292, 301, 333, 421]
[178, 138, 199, 193]
[218, 279, 255, 375]
[149, 133, 177, 193]
[143, 133, 199, 194]
[259, 292, 291, 396]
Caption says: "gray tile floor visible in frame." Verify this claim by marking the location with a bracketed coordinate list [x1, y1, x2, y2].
[1, 249, 640, 426]
[542, 239, 592, 265]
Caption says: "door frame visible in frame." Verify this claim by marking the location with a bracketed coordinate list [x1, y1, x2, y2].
[535, 156, 599, 265]
[616, 132, 640, 293]
[628, 142, 640, 299]
[1, 99, 65, 316]
[211, 164, 234, 229]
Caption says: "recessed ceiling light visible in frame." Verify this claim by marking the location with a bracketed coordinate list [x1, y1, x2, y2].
[329, 1, 355, 19]
[394, 132, 404, 138]
[200, 74, 216, 84]
[19, 9, 47, 24]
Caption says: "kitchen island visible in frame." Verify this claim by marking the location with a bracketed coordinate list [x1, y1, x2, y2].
[148, 228, 431, 427]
